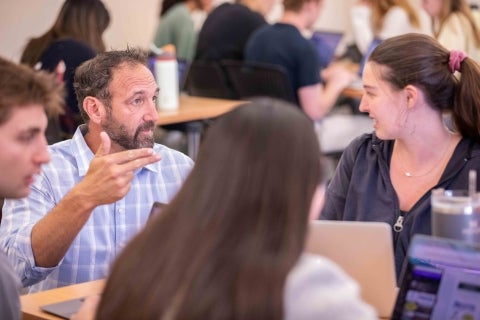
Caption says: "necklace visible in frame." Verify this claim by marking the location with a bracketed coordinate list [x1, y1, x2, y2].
[396, 134, 453, 178]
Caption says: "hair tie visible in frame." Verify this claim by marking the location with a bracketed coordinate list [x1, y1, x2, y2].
[449, 50, 468, 73]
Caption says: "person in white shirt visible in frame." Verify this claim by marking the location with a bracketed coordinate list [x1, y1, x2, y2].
[350, 0, 428, 54]
[422, 0, 480, 62]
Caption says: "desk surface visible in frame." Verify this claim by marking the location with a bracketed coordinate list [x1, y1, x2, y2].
[20, 279, 105, 320]
[21, 279, 389, 319]
[156, 95, 246, 125]
[342, 87, 363, 100]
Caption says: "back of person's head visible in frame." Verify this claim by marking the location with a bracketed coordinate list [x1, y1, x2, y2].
[0, 57, 63, 124]
[240, 0, 276, 16]
[369, 33, 480, 142]
[371, 0, 420, 32]
[159, 0, 185, 16]
[159, 0, 210, 16]
[20, 0, 110, 66]
[96, 98, 322, 320]
[283, 0, 317, 12]
[73, 47, 147, 122]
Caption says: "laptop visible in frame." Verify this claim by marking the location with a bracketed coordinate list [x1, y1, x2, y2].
[391, 234, 480, 320]
[305, 220, 398, 318]
[310, 30, 344, 69]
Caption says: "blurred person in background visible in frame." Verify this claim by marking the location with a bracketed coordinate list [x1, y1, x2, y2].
[152, 0, 213, 61]
[20, 0, 110, 141]
[350, 0, 427, 55]
[422, 0, 480, 61]
[194, 0, 276, 61]
[245, 0, 357, 120]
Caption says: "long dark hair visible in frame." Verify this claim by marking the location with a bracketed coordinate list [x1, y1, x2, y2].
[96, 98, 322, 320]
[20, 0, 110, 67]
[369, 33, 480, 142]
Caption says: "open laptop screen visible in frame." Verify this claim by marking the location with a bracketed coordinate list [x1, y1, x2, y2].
[305, 220, 397, 318]
[310, 31, 343, 69]
[392, 235, 480, 320]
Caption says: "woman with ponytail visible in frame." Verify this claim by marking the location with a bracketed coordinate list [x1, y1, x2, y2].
[321, 33, 480, 281]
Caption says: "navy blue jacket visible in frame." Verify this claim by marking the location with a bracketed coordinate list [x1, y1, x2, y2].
[321, 133, 480, 281]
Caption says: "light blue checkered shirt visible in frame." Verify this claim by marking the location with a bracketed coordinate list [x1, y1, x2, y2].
[0, 126, 193, 292]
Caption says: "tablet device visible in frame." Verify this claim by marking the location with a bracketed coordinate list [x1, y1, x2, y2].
[148, 201, 167, 221]
[40, 297, 85, 319]
[305, 220, 398, 318]
[391, 234, 480, 320]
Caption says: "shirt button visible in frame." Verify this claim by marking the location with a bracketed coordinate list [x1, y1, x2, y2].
[118, 208, 124, 214]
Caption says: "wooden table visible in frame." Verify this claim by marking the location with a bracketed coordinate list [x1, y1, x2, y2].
[157, 95, 245, 125]
[20, 278, 389, 319]
[342, 87, 364, 100]
[20, 279, 105, 320]
[157, 95, 246, 158]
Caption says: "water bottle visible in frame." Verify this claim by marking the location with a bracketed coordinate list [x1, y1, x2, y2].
[154, 53, 179, 111]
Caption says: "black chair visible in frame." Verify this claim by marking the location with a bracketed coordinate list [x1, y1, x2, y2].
[184, 60, 237, 99]
[221, 60, 297, 104]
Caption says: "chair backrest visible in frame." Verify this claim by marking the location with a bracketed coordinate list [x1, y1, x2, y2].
[184, 61, 237, 99]
[221, 60, 297, 104]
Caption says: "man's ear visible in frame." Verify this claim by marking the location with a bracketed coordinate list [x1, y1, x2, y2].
[83, 97, 105, 124]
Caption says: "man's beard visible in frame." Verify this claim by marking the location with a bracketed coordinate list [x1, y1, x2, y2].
[102, 116, 155, 150]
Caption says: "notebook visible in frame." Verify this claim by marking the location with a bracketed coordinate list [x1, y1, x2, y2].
[391, 235, 480, 320]
[305, 220, 398, 318]
[310, 30, 344, 69]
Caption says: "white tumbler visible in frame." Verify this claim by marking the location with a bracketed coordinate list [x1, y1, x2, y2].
[154, 54, 179, 111]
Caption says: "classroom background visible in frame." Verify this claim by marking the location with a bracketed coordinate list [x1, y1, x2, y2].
[0, 0, 426, 62]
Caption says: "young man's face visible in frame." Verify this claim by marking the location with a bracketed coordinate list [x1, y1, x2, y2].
[0, 105, 50, 198]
